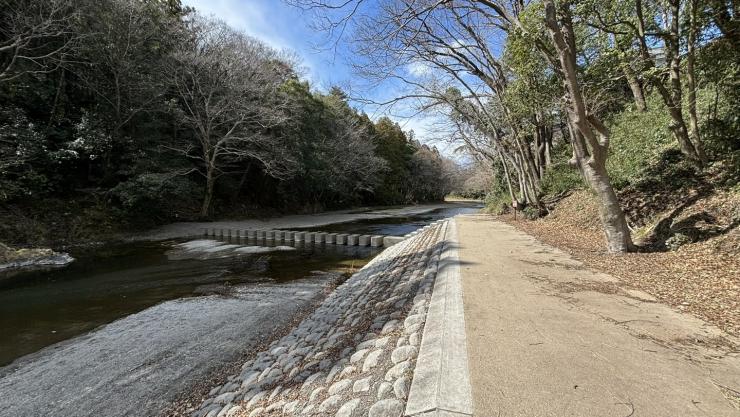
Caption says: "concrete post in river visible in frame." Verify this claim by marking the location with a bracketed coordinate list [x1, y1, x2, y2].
[383, 236, 405, 246]
[336, 234, 347, 245]
[316, 233, 326, 243]
[326, 233, 337, 244]
[358, 235, 370, 246]
[370, 236, 383, 247]
[294, 232, 305, 242]
[347, 234, 359, 246]
[265, 230, 275, 240]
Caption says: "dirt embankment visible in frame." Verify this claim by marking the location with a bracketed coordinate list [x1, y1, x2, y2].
[502, 189, 740, 336]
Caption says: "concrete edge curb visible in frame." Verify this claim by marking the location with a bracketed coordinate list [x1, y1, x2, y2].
[405, 218, 474, 416]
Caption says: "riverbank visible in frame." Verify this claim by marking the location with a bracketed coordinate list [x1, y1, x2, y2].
[0, 203, 479, 417]
[0, 242, 73, 272]
[0, 200, 457, 250]
[0, 276, 340, 417]
[182, 221, 453, 417]
[0, 202, 468, 277]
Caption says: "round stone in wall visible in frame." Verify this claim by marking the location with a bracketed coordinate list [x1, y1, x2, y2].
[368, 399, 404, 417]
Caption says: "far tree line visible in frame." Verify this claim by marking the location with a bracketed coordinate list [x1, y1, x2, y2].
[0, 0, 457, 237]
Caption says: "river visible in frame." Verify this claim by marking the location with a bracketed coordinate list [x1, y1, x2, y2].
[0, 202, 481, 417]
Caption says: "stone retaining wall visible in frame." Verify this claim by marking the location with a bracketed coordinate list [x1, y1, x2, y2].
[190, 220, 450, 417]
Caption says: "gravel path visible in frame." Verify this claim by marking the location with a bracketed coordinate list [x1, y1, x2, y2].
[189, 221, 450, 417]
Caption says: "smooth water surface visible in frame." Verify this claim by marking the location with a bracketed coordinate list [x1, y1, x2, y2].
[293, 202, 483, 236]
[0, 239, 378, 366]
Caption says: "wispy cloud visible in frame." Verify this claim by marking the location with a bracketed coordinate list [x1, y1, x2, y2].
[182, 0, 453, 154]
[407, 61, 431, 77]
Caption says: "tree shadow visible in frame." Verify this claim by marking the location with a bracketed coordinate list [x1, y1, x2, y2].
[618, 149, 738, 252]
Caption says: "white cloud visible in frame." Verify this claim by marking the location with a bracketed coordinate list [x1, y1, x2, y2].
[184, 0, 327, 83]
[185, 0, 288, 49]
[407, 61, 431, 77]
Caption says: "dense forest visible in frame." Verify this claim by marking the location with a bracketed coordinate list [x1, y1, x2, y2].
[291, 0, 739, 253]
[0, 0, 457, 246]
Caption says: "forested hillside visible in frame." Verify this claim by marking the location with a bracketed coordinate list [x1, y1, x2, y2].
[0, 0, 456, 246]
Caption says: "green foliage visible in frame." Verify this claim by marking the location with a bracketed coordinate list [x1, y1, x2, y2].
[372, 117, 415, 204]
[109, 173, 201, 222]
[606, 94, 674, 189]
[484, 190, 510, 215]
[0, 1, 457, 244]
[540, 164, 585, 196]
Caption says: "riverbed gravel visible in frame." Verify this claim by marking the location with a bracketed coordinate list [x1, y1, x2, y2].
[0, 277, 338, 417]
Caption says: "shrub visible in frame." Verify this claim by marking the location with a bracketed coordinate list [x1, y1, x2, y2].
[484, 190, 511, 215]
[540, 163, 584, 196]
[606, 94, 674, 189]
[109, 173, 201, 224]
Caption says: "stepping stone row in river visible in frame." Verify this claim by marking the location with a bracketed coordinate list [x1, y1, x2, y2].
[190, 220, 450, 417]
[202, 228, 406, 248]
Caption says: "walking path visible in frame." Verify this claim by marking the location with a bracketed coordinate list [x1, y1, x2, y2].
[456, 214, 740, 416]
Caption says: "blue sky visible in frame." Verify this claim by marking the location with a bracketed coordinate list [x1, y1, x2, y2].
[182, 0, 448, 151]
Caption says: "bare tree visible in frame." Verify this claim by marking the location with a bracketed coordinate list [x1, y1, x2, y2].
[287, 0, 636, 252]
[169, 17, 298, 217]
[323, 110, 388, 198]
[350, 1, 545, 207]
[0, 0, 76, 83]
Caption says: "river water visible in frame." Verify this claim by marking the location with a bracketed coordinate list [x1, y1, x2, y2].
[0, 203, 481, 367]
[292, 204, 483, 236]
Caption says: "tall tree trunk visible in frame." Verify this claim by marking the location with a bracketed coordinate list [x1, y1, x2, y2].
[613, 33, 647, 112]
[622, 63, 647, 112]
[513, 136, 541, 205]
[201, 164, 215, 218]
[635, 0, 704, 166]
[686, 0, 707, 161]
[545, 0, 634, 253]
[545, 125, 553, 167]
[201, 175, 215, 218]
[498, 149, 517, 204]
[581, 155, 634, 253]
